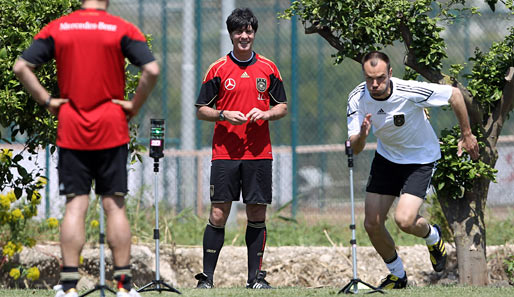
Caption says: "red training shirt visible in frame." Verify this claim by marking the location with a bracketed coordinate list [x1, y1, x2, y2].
[195, 52, 287, 160]
[21, 9, 155, 150]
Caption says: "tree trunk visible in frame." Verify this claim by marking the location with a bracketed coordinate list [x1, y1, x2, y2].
[439, 178, 490, 285]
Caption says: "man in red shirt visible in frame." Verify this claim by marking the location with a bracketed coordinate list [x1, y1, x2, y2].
[194, 7, 287, 289]
[13, 1, 159, 296]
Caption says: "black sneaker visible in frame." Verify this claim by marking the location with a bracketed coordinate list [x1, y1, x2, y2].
[427, 224, 447, 272]
[246, 270, 272, 289]
[378, 273, 408, 289]
[194, 273, 213, 289]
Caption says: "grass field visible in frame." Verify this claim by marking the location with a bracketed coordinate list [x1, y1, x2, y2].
[1, 286, 514, 297]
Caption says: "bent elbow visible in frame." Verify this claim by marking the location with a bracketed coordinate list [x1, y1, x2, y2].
[143, 61, 160, 78]
[12, 59, 24, 77]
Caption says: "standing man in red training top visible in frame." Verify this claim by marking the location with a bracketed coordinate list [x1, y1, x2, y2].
[194, 8, 287, 289]
[13, 1, 159, 297]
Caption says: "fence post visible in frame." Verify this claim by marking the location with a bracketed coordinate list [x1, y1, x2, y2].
[290, 3, 299, 218]
[45, 145, 50, 219]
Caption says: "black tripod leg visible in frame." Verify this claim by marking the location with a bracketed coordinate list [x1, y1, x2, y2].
[160, 281, 182, 294]
[339, 280, 358, 294]
[79, 287, 96, 297]
[105, 286, 117, 294]
[137, 280, 181, 294]
[79, 285, 117, 297]
[359, 279, 384, 294]
[137, 281, 154, 292]
[339, 279, 385, 294]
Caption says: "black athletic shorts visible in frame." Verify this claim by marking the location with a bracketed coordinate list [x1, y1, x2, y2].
[366, 152, 436, 199]
[209, 159, 272, 204]
[58, 145, 128, 197]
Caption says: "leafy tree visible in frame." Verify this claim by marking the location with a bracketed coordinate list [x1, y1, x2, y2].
[283, 0, 512, 285]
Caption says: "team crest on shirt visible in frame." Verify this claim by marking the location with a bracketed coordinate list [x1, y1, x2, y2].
[393, 114, 405, 126]
[256, 78, 267, 92]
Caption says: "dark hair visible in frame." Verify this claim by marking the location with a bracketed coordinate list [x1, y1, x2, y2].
[226, 8, 258, 34]
[362, 51, 391, 71]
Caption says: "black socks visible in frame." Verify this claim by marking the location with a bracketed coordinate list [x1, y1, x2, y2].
[60, 266, 79, 292]
[202, 222, 225, 280]
[245, 221, 267, 282]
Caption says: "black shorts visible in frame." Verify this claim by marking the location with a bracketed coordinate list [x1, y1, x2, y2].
[210, 159, 272, 204]
[58, 145, 128, 197]
[366, 152, 436, 199]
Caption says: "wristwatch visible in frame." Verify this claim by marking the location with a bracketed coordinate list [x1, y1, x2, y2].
[219, 110, 225, 121]
[43, 95, 52, 108]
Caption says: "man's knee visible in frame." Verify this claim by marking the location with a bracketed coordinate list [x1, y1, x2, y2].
[209, 205, 230, 226]
[102, 195, 125, 213]
[364, 217, 383, 234]
[246, 204, 267, 221]
[394, 214, 415, 232]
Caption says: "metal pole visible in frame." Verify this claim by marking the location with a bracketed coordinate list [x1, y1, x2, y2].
[194, 0, 203, 150]
[45, 145, 50, 219]
[99, 199, 106, 297]
[221, 0, 238, 227]
[138, 0, 144, 31]
[220, 0, 235, 56]
[349, 166, 358, 293]
[290, 1, 299, 217]
[181, 0, 196, 209]
[317, 37, 326, 208]
[154, 161, 161, 286]
[161, 0, 170, 204]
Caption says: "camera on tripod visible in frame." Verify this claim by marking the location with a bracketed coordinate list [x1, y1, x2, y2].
[150, 119, 165, 159]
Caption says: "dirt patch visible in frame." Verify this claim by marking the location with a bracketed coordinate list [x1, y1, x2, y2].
[1, 243, 512, 289]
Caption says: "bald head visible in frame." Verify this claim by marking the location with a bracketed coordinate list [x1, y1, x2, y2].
[362, 51, 393, 99]
[81, 0, 109, 9]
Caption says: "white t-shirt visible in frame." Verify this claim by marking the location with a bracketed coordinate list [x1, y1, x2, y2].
[347, 77, 452, 164]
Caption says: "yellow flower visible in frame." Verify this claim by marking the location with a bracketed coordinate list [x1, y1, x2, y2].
[7, 191, 16, 203]
[9, 268, 20, 280]
[11, 208, 24, 221]
[31, 191, 41, 205]
[23, 205, 35, 219]
[47, 217, 59, 228]
[16, 242, 23, 253]
[79, 255, 84, 265]
[90, 219, 99, 228]
[27, 238, 36, 248]
[3, 241, 16, 257]
[0, 194, 10, 210]
[15, 242, 23, 253]
[26, 267, 40, 281]
[0, 149, 13, 163]
[37, 176, 47, 186]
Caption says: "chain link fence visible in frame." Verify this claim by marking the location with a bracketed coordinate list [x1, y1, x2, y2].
[3, 0, 513, 220]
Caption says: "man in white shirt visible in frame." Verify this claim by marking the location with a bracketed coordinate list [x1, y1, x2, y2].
[347, 51, 479, 289]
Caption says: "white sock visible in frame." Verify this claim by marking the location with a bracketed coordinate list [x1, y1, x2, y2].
[385, 255, 405, 278]
[424, 225, 440, 245]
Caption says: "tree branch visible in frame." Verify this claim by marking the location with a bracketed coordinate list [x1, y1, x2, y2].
[304, 23, 362, 64]
[397, 17, 444, 83]
[485, 67, 514, 150]
[397, 17, 482, 126]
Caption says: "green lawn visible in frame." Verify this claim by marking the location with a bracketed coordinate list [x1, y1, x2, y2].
[1, 286, 514, 297]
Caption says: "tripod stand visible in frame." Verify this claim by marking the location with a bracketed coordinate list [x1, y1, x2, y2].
[339, 140, 384, 295]
[80, 200, 116, 297]
[137, 157, 180, 294]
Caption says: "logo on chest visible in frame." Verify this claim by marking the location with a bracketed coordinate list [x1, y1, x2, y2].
[224, 78, 236, 90]
[393, 114, 405, 127]
[256, 78, 267, 92]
